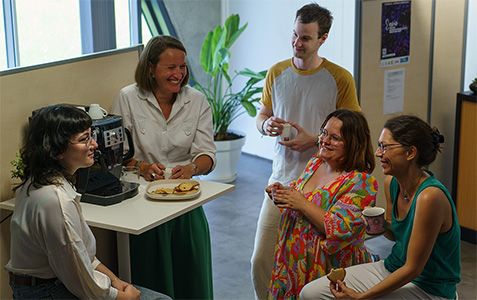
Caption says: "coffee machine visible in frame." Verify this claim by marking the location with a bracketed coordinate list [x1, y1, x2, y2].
[76, 114, 139, 206]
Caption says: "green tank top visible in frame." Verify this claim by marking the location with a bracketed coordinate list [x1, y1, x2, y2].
[384, 174, 461, 299]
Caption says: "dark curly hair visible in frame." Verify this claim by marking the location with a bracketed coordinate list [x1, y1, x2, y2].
[384, 115, 444, 167]
[14, 104, 92, 193]
[321, 109, 375, 173]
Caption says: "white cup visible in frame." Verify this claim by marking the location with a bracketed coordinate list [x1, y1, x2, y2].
[281, 123, 292, 141]
[163, 167, 173, 179]
[88, 104, 108, 120]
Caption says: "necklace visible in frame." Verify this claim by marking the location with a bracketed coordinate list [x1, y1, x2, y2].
[401, 172, 425, 201]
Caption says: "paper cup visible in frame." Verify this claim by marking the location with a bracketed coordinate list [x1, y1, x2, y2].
[363, 207, 385, 235]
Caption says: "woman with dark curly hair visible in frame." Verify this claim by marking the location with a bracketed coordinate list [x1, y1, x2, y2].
[301, 115, 461, 300]
[6, 104, 169, 300]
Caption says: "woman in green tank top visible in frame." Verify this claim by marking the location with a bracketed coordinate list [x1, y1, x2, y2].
[300, 115, 461, 299]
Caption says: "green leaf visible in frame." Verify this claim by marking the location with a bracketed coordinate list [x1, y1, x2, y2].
[193, 14, 266, 140]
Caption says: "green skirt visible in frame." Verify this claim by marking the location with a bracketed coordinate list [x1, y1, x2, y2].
[130, 207, 213, 299]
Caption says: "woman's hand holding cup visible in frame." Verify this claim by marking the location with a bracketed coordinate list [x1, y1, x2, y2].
[266, 182, 284, 202]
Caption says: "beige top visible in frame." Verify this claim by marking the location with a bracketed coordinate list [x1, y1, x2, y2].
[5, 178, 117, 300]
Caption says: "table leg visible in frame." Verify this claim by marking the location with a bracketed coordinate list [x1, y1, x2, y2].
[117, 232, 131, 282]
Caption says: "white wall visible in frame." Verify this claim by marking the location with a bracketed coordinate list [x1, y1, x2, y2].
[224, 0, 356, 159]
[464, 0, 477, 90]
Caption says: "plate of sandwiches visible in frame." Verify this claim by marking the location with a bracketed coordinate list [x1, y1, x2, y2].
[146, 179, 201, 200]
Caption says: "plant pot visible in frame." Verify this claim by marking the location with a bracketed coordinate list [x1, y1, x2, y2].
[201, 131, 246, 183]
[470, 81, 477, 94]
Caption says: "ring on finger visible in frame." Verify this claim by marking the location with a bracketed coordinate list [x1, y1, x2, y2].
[151, 173, 156, 179]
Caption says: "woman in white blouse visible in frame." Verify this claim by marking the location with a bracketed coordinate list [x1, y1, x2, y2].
[6, 105, 170, 300]
[112, 35, 216, 299]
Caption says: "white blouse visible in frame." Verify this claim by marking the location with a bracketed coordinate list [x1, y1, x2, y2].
[112, 84, 216, 168]
[6, 178, 117, 300]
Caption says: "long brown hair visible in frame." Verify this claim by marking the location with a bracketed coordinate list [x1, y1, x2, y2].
[321, 109, 375, 173]
[135, 35, 189, 92]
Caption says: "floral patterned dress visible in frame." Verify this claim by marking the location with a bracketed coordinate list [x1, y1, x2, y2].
[268, 155, 378, 299]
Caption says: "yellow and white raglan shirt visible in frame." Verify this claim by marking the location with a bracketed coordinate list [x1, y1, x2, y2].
[261, 58, 360, 184]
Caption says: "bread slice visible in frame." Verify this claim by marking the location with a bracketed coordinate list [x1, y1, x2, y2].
[176, 181, 200, 192]
[327, 268, 346, 283]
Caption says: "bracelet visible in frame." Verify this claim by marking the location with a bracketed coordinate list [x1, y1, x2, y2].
[261, 118, 268, 135]
[191, 162, 198, 176]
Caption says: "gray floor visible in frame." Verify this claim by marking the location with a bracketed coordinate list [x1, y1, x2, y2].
[203, 153, 477, 300]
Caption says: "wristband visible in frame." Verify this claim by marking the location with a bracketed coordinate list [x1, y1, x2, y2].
[315, 135, 321, 147]
[261, 118, 268, 135]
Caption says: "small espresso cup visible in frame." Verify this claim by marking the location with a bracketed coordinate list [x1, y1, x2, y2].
[362, 206, 385, 235]
[281, 123, 292, 141]
[163, 167, 173, 179]
[88, 104, 108, 120]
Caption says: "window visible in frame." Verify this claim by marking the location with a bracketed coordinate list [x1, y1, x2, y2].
[15, 0, 81, 67]
[141, 13, 152, 45]
[1, 0, 174, 70]
[0, 0, 6, 69]
[115, 0, 130, 49]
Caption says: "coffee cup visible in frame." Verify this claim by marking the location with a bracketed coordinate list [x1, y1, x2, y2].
[88, 104, 108, 120]
[362, 207, 386, 235]
[281, 123, 292, 141]
[163, 167, 173, 179]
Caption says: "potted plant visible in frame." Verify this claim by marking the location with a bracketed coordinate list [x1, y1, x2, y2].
[10, 151, 25, 187]
[470, 78, 477, 94]
[193, 14, 266, 182]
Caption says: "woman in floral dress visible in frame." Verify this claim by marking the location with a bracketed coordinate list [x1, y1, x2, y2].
[267, 109, 378, 299]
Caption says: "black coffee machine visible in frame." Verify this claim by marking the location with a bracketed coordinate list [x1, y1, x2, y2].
[76, 114, 139, 206]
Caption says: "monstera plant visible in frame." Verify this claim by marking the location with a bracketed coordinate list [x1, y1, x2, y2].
[193, 14, 266, 141]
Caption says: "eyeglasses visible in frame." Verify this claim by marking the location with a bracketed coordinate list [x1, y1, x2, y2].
[376, 142, 404, 153]
[319, 128, 344, 144]
[70, 132, 96, 147]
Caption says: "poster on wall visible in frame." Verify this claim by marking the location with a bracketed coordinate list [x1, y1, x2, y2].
[380, 1, 411, 67]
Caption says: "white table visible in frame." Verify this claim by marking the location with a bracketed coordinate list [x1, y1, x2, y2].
[0, 179, 234, 282]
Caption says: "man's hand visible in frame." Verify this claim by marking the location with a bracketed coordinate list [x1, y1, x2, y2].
[263, 116, 287, 136]
[279, 121, 317, 152]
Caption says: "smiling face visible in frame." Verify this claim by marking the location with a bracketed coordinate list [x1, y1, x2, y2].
[292, 20, 326, 60]
[150, 48, 187, 98]
[318, 117, 346, 165]
[375, 128, 409, 175]
[59, 129, 97, 175]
